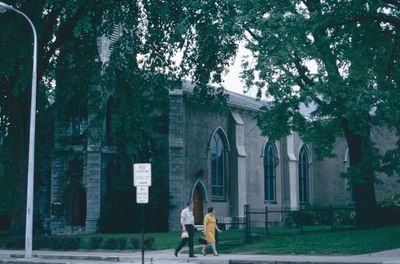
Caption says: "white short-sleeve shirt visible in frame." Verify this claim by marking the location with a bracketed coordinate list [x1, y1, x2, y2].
[181, 207, 194, 225]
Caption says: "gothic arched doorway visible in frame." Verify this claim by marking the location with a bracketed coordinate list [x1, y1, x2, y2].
[193, 183, 205, 225]
[65, 184, 86, 227]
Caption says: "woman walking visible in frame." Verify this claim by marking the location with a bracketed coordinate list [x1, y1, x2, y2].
[201, 207, 222, 256]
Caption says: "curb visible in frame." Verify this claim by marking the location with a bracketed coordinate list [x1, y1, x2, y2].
[229, 261, 383, 264]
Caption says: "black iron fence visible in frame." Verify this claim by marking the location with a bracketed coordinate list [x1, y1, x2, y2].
[216, 205, 357, 246]
[214, 205, 400, 246]
[241, 206, 341, 243]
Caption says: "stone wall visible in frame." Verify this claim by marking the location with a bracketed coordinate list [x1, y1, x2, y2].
[183, 98, 231, 219]
[168, 89, 186, 230]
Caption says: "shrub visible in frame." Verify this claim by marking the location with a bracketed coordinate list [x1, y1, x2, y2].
[4, 236, 24, 249]
[104, 237, 118, 250]
[286, 211, 316, 227]
[62, 237, 81, 250]
[301, 211, 317, 226]
[33, 236, 48, 249]
[379, 192, 400, 207]
[44, 236, 80, 250]
[130, 237, 140, 249]
[89, 236, 103, 249]
[46, 237, 64, 250]
[314, 210, 331, 225]
[143, 237, 155, 249]
[116, 238, 127, 250]
[334, 210, 356, 226]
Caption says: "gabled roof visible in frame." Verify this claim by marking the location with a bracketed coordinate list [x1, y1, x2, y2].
[181, 80, 267, 111]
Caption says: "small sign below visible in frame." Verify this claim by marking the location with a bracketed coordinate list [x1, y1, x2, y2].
[136, 186, 149, 204]
[134, 163, 152, 187]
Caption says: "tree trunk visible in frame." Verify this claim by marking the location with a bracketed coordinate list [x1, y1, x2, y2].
[343, 119, 377, 227]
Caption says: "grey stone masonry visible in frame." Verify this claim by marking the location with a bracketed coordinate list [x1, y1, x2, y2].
[85, 151, 101, 233]
[50, 110, 69, 218]
[85, 85, 103, 233]
[168, 87, 186, 231]
[228, 111, 247, 217]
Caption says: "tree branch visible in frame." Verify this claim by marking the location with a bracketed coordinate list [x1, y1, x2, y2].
[382, 0, 400, 8]
[39, 0, 67, 51]
[278, 64, 324, 107]
[292, 56, 315, 87]
[38, 2, 90, 81]
[326, 13, 400, 30]
[386, 34, 399, 79]
[244, 27, 262, 43]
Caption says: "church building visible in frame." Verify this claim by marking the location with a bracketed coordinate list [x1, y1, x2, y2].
[43, 34, 400, 234]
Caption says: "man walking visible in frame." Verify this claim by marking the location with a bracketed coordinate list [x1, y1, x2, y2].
[175, 201, 196, 258]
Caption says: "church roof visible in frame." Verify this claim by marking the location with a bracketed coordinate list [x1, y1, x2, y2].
[181, 80, 267, 111]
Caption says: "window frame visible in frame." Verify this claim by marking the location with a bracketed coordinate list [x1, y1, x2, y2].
[211, 131, 226, 201]
[299, 146, 310, 204]
[264, 142, 277, 203]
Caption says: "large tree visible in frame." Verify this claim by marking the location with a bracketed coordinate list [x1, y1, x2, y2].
[0, 0, 102, 230]
[237, 0, 400, 227]
[134, 0, 400, 227]
[0, 0, 172, 232]
[2, 0, 399, 230]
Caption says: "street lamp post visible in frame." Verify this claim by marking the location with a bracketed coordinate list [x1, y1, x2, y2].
[0, 2, 37, 259]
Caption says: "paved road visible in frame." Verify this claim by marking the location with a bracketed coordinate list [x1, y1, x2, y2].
[0, 248, 399, 264]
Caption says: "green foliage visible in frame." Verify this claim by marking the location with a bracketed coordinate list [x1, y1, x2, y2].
[99, 190, 136, 234]
[378, 192, 400, 208]
[234, 0, 400, 164]
[116, 237, 127, 250]
[89, 236, 103, 249]
[130, 237, 140, 249]
[0, 146, 23, 215]
[334, 210, 356, 226]
[2, 235, 81, 250]
[286, 211, 317, 226]
[143, 237, 155, 249]
[104, 237, 118, 250]
[2, 0, 400, 231]
[221, 226, 400, 255]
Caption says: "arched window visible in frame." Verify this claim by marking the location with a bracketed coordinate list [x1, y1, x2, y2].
[211, 131, 226, 201]
[264, 142, 277, 202]
[105, 96, 115, 144]
[299, 146, 310, 204]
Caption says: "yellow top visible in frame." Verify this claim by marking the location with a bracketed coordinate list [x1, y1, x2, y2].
[204, 213, 216, 243]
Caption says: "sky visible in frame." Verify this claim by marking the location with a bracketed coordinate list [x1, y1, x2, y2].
[219, 43, 258, 98]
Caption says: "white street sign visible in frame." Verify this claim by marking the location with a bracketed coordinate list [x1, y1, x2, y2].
[136, 186, 149, 204]
[134, 163, 152, 187]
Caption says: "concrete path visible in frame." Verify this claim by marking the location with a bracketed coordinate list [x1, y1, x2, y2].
[0, 248, 399, 264]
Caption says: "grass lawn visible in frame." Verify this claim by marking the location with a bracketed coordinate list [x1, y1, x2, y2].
[219, 226, 400, 255]
[1, 226, 399, 255]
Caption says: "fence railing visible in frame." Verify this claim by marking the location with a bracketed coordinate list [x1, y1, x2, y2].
[215, 205, 400, 246]
[216, 205, 358, 246]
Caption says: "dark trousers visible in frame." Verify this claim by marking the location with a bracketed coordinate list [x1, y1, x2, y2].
[176, 224, 195, 256]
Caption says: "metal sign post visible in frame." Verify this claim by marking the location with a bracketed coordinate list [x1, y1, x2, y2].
[141, 204, 144, 264]
[134, 163, 151, 264]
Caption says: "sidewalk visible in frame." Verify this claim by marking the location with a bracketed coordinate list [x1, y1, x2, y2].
[0, 248, 399, 264]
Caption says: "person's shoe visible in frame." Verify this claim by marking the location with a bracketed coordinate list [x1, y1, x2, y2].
[189, 255, 197, 258]
[201, 251, 206, 256]
[174, 249, 178, 257]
